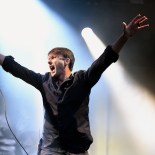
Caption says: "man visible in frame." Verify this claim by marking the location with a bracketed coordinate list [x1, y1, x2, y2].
[0, 14, 149, 155]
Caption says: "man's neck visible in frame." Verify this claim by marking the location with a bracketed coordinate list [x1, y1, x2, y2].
[56, 69, 71, 86]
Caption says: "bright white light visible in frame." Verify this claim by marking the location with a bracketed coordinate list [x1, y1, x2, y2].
[0, 0, 79, 72]
[0, 1, 81, 154]
[82, 27, 155, 155]
[81, 27, 106, 59]
[105, 63, 155, 155]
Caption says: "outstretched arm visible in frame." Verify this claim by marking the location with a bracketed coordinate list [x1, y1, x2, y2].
[0, 54, 5, 65]
[112, 14, 149, 54]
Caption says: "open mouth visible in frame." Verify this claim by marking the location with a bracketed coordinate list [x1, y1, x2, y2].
[49, 64, 55, 72]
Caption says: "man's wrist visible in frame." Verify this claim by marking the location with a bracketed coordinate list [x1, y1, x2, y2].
[122, 31, 131, 40]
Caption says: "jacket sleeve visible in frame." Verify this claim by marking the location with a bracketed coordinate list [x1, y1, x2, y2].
[2, 56, 43, 90]
[84, 45, 119, 87]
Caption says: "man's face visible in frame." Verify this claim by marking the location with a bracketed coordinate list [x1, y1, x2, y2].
[48, 54, 66, 78]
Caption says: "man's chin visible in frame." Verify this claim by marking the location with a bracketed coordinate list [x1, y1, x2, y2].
[51, 73, 55, 78]
[50, 70, 56, 77]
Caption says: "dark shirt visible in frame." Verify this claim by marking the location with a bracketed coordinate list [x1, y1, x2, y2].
[2, 45, 118, 153]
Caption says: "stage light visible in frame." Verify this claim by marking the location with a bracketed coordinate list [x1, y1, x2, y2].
[81, 27, 106, 59]
[82, 27, 155, 155]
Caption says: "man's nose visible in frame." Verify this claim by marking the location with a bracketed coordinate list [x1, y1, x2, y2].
[48, 61, 52, 65]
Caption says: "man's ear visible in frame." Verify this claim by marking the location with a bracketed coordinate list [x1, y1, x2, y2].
[65, 58, 70, 65]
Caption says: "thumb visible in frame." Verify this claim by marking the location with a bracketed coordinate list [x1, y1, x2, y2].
[122, 22, 127, 31]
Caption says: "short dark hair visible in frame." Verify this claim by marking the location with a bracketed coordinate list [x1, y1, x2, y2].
[48, 47, 75, 71]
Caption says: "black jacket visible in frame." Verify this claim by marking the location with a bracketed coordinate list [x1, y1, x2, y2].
[2, 45, 118, 153]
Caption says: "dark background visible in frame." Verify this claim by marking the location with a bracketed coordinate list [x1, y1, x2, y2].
[42, 0, 155, 95]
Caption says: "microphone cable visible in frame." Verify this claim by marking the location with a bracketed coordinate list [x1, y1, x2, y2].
[0, 89, 29, 155]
